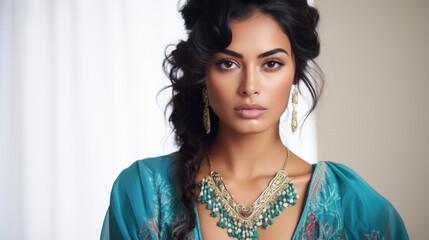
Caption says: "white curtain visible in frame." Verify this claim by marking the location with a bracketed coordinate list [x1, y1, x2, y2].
[0, 0, 317, 239]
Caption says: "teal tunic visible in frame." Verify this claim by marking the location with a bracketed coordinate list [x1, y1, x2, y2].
[101, 154, 409, 239]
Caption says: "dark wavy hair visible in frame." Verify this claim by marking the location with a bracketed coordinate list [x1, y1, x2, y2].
[162, 0, 323, 238]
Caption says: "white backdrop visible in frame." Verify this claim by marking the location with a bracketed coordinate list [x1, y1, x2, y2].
[0, 0, 317, 239]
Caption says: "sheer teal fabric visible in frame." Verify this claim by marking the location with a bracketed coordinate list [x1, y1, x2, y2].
[101, 154, 408, 239]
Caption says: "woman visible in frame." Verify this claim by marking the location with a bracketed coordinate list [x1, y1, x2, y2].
[101, 0, 409, 239]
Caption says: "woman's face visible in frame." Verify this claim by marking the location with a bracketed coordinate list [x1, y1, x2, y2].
[206, 11, 295, 135]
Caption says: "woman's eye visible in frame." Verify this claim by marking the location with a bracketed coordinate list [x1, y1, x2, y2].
[216, 59, 238, 70]
[262, 60, 284, 70]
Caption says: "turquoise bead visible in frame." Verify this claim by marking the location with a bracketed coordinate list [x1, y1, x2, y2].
[197, 178, 298, 240]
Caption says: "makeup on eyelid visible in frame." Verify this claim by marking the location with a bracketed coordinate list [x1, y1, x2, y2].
[215, 58, 285, 71]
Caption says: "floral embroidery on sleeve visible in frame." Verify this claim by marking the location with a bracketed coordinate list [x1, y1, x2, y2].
[139, 220, 159, 240]
[295, 163, 346, 240]
[303, 212, 320, 239]
[142, 168, 194, 240]
[365, 230, 382, 240]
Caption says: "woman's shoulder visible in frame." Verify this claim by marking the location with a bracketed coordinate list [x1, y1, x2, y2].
[103, 152, 186, 239]
[114, 153, 178, 182]
[135, 152, 178, 174]
[308, 161, 408, 239]
[315, 161, 392, 208]
[110, 152, 179, 198]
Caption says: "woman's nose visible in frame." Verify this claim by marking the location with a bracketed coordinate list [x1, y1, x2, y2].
[238, 66, 260, 96]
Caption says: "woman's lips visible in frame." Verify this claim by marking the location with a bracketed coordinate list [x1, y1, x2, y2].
[234, 104, 267, 118]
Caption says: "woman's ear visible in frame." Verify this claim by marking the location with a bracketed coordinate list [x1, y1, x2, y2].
[291, 52, 297, 85]
[292, 76, 298, 85]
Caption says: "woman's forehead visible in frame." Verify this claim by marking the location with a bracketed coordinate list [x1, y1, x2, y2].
[228, 11, 292, 57]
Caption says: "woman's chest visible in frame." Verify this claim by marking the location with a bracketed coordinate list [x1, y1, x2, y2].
[196, 201, 303, 240]
[195, 173, 312, 240]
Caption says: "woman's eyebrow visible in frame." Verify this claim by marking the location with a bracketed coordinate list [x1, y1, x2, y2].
[258, 48, 289, 58]
[219, 48, 289, 58]
[219, 49, 243, 58]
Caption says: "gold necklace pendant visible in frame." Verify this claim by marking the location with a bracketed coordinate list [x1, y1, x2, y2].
[197, 147, 299, 240]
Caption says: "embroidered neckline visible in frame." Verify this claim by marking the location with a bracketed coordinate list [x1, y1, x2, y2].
[194, 161, 322, 240]
[197, 148, 299, 240]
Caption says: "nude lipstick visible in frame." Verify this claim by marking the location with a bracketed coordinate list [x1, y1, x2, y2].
[234, 103, 267, 119]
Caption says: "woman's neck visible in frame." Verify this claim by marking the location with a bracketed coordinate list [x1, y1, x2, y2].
[209, 123, 286, 180]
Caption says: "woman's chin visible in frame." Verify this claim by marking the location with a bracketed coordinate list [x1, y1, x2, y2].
[220, 121, 278, 136]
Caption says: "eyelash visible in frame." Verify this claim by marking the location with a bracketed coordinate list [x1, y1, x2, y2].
[215, 58, 285, 71]
[262, 59, 285, 71]
[215, 59, 238, 71]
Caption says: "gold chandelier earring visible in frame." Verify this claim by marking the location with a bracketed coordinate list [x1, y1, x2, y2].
[202, 87, 211, 134]
[291, 87, 298, 133]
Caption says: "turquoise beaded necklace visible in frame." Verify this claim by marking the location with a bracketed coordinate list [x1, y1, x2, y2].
[197, 147, 299, 240]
